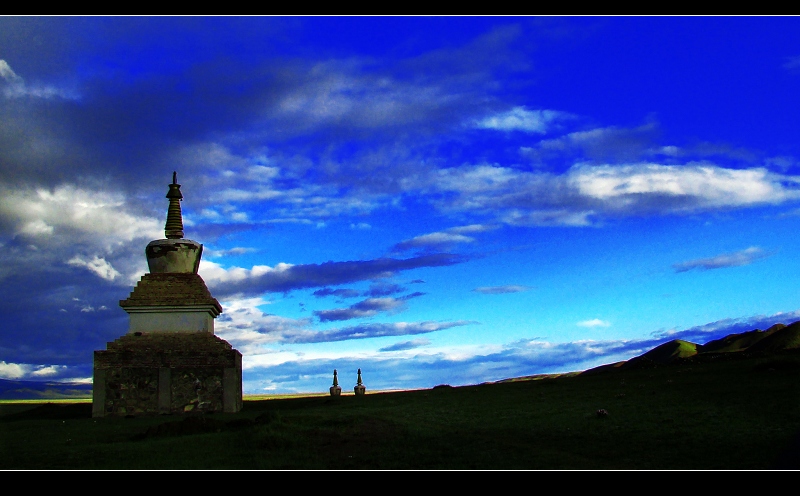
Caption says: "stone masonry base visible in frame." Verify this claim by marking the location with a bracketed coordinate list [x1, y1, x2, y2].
[92, 332, 242, 417]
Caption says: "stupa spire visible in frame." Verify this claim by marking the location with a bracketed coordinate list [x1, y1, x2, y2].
[165, 171, 184, 239]
[145, 171, 202, 274]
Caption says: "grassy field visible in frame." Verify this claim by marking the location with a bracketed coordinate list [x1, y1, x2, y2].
[2, 350, 800, 470]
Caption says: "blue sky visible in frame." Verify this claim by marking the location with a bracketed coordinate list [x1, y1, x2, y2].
[2, 16, 800, 394]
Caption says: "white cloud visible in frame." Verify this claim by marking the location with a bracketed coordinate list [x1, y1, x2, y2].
[501, 209, 595, 227]
[447, 224, 497, 234]
[0, 360, 27, 379]
[0, 361, 79, 381]
[393, 224, 499, 252]
[18, 219, 54, 237]
[0, 59, 77, 100]
[67, 255, 121, 281]
[568, 163, 795, 209]
[405, 161, 800, 227]
[199, 259, 295, 285]
[659, 145, 680, 156]
[245, 165, 281, 182]
[475, 107, 568, 133]
[0, 60, 22, 83]
[272, 61, 461, 131]
[215, 295, 312, 354]
[30, 365, 67, 377]
[428, 164, 520, 195]
[204, 247, 258, 258]
[0, 183, 162, 244]
[577, 319, 611, 328]
[394, 232, 474, 251]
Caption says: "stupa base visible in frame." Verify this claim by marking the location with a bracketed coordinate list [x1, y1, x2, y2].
[92, 332, 242, 417]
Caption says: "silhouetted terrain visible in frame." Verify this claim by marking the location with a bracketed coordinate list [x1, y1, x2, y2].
[4, 320, 800, 400]
[2, 320, 800, 469]
[0, 379, 92, 400]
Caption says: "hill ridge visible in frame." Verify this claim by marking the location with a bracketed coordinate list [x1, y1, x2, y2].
[579, 320, 800, 376]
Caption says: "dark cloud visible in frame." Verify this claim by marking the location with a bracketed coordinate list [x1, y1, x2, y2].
[363, 282, 406, 297]
[0, 269, 130, 366]
[0, 16, 515, 197]
[379, 338, 431, 352]
[312, 288, 361, 299]
[521, 123, 661, 168]
[314, 292, 425, 322]
[210, 253, 468, 298]
[313, 282, 410, 302]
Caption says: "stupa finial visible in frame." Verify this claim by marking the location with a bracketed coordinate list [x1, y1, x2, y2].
[164, 171, 184, 239]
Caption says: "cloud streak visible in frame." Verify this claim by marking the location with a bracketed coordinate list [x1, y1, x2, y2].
[289, 320, 473, 344]
[672, 247, 771, 273]
[203, 253, 468, 298]
[379, 338, 431, 352]
[475, 107, 570, 133]
[314, 292, 425, 322]
[473, 285, 531, 294]
[404, 162, 800, 228]
[392, 224, 497, 253]
[577, 319, 611, 328]
[0, 59, 77, 100]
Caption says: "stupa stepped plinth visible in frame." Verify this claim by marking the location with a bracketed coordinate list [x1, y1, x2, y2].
[92, 172, 242, 417]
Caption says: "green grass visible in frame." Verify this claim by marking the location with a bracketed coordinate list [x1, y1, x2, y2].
[2, 351, 800, 469]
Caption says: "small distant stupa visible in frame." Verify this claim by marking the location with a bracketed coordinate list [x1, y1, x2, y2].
[92, 172, 242, 417]
[354, 368, 365, 395]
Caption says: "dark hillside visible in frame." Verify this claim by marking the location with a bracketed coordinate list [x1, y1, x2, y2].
[618, 339, 697, 371]
[2, 348, 800, 469]
[0, 379, 92, 400]
[747, 321, 800, 353]
[699, 324, 784, 353]
[582, 320, 800, 375]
